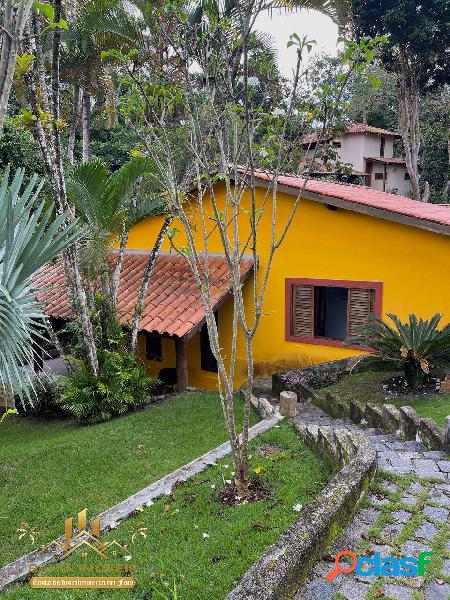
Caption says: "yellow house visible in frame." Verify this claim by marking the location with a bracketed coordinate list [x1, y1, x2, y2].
[40, 170, 450, 391]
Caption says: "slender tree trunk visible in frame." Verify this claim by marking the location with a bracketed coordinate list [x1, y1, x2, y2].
[111, 225, 129, 311]
[44, 316, 74, 374]
[129, 216, 173, 354]
[50, 0, 99, 375]
[0, 0, 34, 136]
[81, 88, 91, 162]
[68, 85, 82, 164]
[398, 47, 421, 201]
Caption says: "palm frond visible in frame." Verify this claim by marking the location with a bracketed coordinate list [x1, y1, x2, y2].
[0, 166, 81, 410]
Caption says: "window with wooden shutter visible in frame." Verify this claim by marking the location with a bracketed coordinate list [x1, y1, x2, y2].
[292, 285, 314, 337]
[347, 288, 376, 337]
[286, 278, 382, 346]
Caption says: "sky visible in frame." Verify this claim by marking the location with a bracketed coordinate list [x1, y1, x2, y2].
[255, 9, 339, 78]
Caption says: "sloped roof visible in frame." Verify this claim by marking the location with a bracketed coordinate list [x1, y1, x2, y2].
[347, 124, 400, 137]
[365, 156, 407, 165]
[238, 168, 450, 235]
[301, 123, 400, 145]
[34, 251, 254, 339]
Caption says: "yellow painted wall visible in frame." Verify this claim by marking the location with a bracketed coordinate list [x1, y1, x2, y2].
[129, 183, 450, 390]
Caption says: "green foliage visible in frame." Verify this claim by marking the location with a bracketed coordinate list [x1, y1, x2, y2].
[420, 90, 450, 204]
[58, 350, 162, 424]
[347, 313, 450, 388]
[0, 166, 80, 409]
[0, 118, 44, 178]
[352, 0, 450, 88]
[67, 156, 162, 281]
[16, 374, 62, 417]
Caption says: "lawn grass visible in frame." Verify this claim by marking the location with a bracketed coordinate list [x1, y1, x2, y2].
[2, 420, 332, 600]
[317, 370, 450, 427]
[0, 391, 259, 568]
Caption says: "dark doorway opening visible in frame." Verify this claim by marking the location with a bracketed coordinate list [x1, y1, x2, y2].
[200, 312, 218, 372]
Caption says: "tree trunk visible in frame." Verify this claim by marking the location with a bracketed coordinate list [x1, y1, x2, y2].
[129, 216, 173, 354]
[111, 225, 128, 311]
[49, 0, 98, 375]
[44, 316, 74, 374]
[81, 88, 91, 162]
[67, 85, 82, 164]
[398, 46, 421, 201]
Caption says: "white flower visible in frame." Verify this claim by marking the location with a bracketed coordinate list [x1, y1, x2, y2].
[124, 555, 132, 561]
[223, 464, 229, 469]
[225, 480, 232, 485]
[231, 471, 235, 476]
[194, 524, 199, 529]
[248, 76, 260, 87]
[202, 533, 210, 539]
[293, 503, 303, 512]
[211, 484, 216, 489]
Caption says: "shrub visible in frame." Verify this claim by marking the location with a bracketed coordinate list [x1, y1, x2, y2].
[58, 350, 162, 424]
[346, 313, 450, 389]
[16, 374, 62, 416]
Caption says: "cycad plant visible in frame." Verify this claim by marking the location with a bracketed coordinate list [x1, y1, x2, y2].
[347, 313, 450, 389]
[0, 166, 80, 409]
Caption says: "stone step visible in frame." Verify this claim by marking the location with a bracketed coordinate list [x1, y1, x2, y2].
[251, 377, 273, 398]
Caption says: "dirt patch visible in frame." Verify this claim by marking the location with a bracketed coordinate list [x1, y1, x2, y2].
[382, 375, 440, 397]
[218, 479, 274, 506]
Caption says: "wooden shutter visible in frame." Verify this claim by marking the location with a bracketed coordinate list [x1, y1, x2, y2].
[347, 288, 375, 337]
[292, 285, 314, 337]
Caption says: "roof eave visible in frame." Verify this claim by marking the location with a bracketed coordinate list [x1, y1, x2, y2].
[248, 177, 450, 237]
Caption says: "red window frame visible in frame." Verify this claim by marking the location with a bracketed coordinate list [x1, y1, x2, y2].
[285, 278, 383, 349]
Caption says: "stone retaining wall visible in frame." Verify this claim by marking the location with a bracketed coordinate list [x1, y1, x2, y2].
[274, 360, 450, 454]
[225, 424, 377, 600]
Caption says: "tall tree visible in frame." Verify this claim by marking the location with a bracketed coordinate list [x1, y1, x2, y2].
[352, 0, 450, 201]
[24, 1, 99, 374]
[123, 0, 380, 497]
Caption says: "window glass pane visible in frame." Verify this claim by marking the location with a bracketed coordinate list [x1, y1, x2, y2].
[314, 286, 348, 340]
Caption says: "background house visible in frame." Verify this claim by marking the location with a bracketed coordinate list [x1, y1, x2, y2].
[301, 124, 412, 195]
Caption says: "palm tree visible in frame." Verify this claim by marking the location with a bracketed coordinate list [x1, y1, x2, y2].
[67, 156, 168, 346]
[347, 313, 450, 389]
[0, 166, 80, 410]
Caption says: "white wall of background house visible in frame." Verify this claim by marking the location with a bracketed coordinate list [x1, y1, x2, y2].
[303, 129, 412, 195]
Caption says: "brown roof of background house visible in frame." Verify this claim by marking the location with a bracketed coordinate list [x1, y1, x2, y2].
[301, 123, 401, 146]
[365, 156, 407, 165]
[237, 168, 450, 235]
[34, 251, 254, 339]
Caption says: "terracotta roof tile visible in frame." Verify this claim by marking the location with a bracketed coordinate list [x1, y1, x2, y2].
[34, 251, 253, 339]
[301, 123, 400, 145]
[242, 168, 450, 231]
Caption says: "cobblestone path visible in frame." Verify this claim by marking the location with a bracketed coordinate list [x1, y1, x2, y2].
[294, 403, 450, 600]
